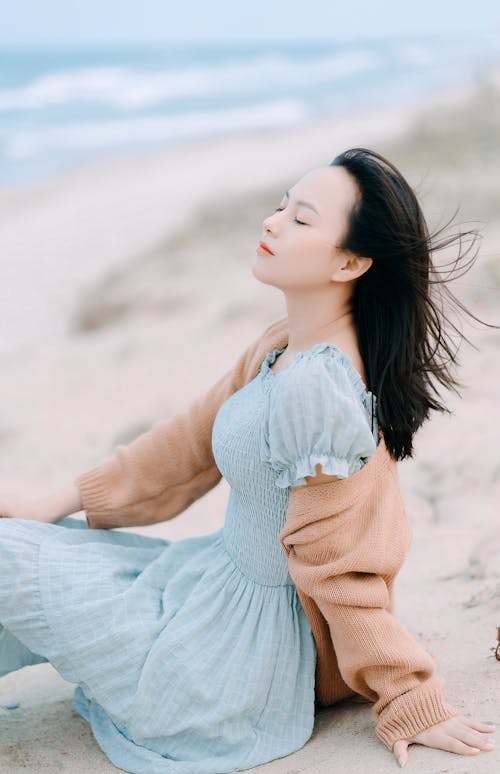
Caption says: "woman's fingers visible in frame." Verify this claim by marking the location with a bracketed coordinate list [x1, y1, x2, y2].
[461, 716, 496, 734]
[458, 727, 496, 751]
[458, 716, 496, 751]
[444, 736, 485, 755]
[392, 715, 496, 767]
[392, 739, 409, 767]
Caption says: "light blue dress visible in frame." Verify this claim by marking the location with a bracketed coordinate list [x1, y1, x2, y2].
[0, 343, 379, 774]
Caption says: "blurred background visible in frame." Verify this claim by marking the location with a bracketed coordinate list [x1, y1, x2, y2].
[1, 2, 499, 771]
[1, 8, 498, 189]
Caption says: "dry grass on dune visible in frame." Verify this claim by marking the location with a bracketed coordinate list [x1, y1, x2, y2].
[69, 187, 285, 334]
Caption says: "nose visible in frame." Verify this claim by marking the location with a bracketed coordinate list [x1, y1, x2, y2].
[262, 212, 278, 235]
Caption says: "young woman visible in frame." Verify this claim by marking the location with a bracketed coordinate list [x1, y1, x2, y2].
[0, 148, 497, 772]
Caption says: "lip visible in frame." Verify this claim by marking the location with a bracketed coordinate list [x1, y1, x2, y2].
[257, 240, 274, 256]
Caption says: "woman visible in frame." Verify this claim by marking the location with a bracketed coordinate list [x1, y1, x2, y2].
[0, 148, 496, 772]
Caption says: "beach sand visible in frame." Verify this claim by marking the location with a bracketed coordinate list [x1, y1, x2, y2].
[0, 72, 499, 772]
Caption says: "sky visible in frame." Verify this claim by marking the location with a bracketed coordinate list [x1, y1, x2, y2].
[1, 0, 499, 46]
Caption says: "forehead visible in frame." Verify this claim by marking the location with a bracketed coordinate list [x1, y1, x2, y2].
[288, 165, 358, 217]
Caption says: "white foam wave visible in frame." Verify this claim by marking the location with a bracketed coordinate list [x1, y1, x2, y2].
[0, 67, 128, 111]
[4, 99, 309, 159]
[0, 50, 379, 112]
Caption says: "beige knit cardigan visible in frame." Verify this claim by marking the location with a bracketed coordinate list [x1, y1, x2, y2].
[75, 314, 460, 752]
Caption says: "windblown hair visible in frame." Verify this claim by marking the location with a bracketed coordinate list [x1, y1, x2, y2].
[330, 147, 498, 461]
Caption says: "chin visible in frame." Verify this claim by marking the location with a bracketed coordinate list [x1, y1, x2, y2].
[251, 261, 279, 287]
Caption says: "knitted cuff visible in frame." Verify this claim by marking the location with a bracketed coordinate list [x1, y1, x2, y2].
[75, 467, 114, 529]
[375, 675, 460, 751]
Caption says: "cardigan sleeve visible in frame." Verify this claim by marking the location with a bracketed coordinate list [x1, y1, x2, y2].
[281, 469, 460, 752]
[75, 320, 283, 529]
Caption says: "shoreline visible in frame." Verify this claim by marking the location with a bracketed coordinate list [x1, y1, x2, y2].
[0, 67, 482, 201]
[1, 42, 492, 197]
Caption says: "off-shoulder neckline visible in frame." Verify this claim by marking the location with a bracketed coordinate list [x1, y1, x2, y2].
[259, 342, 376, 402]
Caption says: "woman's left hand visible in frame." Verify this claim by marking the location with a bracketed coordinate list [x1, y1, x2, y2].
[393, 714, 496, 767]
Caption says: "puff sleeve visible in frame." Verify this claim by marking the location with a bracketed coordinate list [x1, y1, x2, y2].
[259, 345, 379, 488]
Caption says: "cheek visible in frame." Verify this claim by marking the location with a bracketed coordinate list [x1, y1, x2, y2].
[253, 232, 333, 287]
[287, 238, 331, 270]
[279, 246, 333, 287]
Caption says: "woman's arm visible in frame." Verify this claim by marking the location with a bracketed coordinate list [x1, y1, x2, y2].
[75, 318, 287, 529]
[43, 484, 83, 521]
[0, 485, 83, 523]
[281, 470, 460, 753]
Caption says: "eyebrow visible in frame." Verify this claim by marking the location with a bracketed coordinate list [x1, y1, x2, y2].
[284, 190, 319, 214]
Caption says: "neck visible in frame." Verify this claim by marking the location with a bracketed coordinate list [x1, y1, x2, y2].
[282, 287, 354, 353]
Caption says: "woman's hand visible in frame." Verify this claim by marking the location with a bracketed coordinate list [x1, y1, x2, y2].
[0, 495, 58, 523]
[0, 485, 82, 524]
[393, 715, 496, 767]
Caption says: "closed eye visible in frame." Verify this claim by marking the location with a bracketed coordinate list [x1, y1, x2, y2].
[273, 206, 308, 225]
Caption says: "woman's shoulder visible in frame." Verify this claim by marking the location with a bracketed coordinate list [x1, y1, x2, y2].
[259, 343, 380, 488]
[262, 341, 376, 409]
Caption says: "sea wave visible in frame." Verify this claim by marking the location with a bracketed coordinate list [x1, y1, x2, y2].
[0, 49, 379, 112]
[0, 36, 496, 186]
[3, 99, 310, 159]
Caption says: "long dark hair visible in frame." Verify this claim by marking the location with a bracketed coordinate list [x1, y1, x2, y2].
[330, 147, 499, 461]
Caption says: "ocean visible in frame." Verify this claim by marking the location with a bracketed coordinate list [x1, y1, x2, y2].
[0, 34, 498, 187]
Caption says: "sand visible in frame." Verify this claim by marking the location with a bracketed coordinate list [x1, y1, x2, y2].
[0, 71, 499, 772]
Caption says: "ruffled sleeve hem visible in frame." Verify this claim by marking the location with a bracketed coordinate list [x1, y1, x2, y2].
[274, 453, 363, 488]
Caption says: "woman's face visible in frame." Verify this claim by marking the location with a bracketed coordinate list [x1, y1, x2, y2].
[252, 164, 360, 290]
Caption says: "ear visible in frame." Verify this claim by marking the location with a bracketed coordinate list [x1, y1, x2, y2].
[331, 253, 373, 282]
